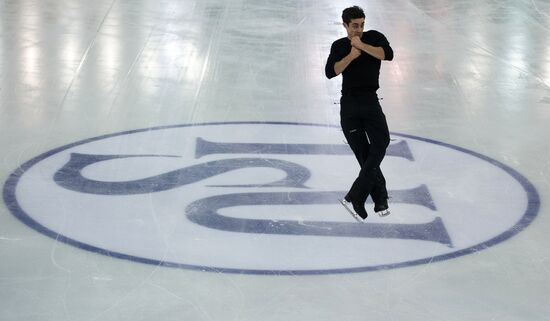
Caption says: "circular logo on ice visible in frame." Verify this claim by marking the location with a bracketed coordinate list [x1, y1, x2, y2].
[3, 122, 539, 274]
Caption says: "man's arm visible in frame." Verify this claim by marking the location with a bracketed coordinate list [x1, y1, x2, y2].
[351, 35, 393, 61]
[333, 47, 361, 75]
[326, 41, 361, 78]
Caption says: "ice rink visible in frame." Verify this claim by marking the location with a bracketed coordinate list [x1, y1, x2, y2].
[1, 0, 549, 320]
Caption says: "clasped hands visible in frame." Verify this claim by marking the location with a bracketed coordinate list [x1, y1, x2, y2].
[349, 36, 365, 59]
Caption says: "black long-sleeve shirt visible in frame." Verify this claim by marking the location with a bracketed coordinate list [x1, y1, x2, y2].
[325, 30, 393, 96]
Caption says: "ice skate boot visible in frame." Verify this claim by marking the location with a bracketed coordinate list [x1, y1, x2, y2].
[340, 194, 368, 222]
[374, 199, 390, 217]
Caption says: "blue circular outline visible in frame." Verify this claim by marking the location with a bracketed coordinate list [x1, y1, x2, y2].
[2, 121, 541, 275]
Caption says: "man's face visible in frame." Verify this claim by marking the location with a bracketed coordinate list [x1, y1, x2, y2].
[344, 18, 365, 39]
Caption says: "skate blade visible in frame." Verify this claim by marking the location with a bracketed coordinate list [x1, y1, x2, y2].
[377, 209, 390, 217]
[339, 199, 365, 223]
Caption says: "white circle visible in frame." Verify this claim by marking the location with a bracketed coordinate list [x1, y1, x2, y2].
[5, 122, 539, 274]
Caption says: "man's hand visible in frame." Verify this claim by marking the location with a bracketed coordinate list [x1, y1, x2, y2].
[349, 46, 361, 59]
[333, 43, 362, 75]
[351, 36, 364, 50]
[351, 35, 386, 60]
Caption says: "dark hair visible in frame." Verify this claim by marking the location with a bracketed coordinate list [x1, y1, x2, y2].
[342, 6, 365, 25]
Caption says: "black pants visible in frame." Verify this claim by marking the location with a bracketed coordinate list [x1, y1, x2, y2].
[340, 94, 390, 204]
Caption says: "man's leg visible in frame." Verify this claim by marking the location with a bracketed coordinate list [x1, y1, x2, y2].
[372, 168, 388, 203]
[372, 169, 390, 215]
[342, 128, 387, 205]
[340, 108, 370, 219]
[348, 101, 390, 214]
[341, 118, 368, 166]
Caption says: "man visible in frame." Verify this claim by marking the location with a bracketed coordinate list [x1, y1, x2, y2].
[325, 6, 393, 222]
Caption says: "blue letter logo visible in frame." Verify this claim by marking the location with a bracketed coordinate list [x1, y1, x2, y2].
[3, 122, 539, 274]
